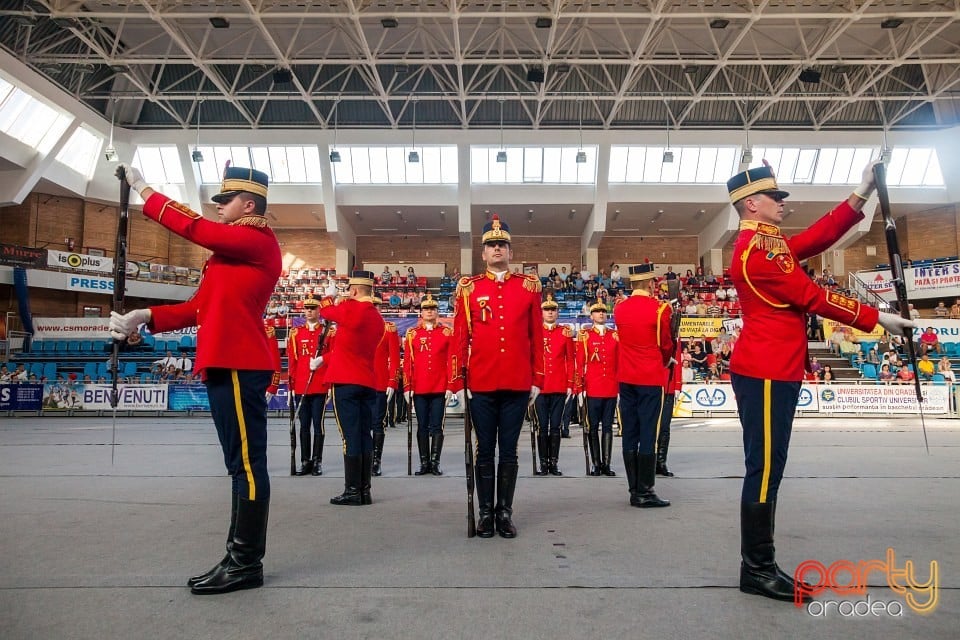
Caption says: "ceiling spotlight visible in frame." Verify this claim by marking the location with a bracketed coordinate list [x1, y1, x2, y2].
[273, 68, 293, 84]
[381, 17, 399, 28]
[496, 150, 507, 163]
[798, 68, 821, 84]
[408, 150, 420, 163]
[709, 18, 729, 29]
[881, 148, 893, 164]
[662, 150, 674, 164]
[527, 67, 545, 83]
[209, 16, 230, 29]
[104, 147, 118, 162]
[535, 17, 553, 29]
[741, 148, 753, 164]
[38, 62, 62, 74]
[109, 64, 128, 74]
[191, 149, 204, 163]
[833, 64, 854, 75]
[576, 150, 587, 164]
[554, 64, 571, 74]
[329, 150, 341, 163]
[880, 18, 903, 29]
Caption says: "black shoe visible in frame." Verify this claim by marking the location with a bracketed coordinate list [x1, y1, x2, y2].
[429, 433, 444, 476]
[191, 497, 268, 595]
[534, 459, 548, 476]
[655, 459, 674, 477]
[311, 460, 322, 476]
[295, 459, 313, 476]
[495, 462, 519, 539]
[371, 432, 385, 477]
[601, 432, 617, 476]
[739, 502, 808, 602]
[330, 455, 363, 506]
[623, 450, 641, 506]
[561, 428, 571, 439]
[311, 434, 324, 476]
[656, 429, 673, 476]
[187, 493, 238, 587]
[414, 432, 431, 475]
[475, 464, 496, 538]
[635, 453, 670, 508]
[548, 433, 563, 476]
[587, 429, 601, 476]
[361, 452, 373, 505]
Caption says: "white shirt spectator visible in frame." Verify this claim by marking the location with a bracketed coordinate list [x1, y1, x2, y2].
[176, 356, 193, 372]
[325, 281, 338, 297]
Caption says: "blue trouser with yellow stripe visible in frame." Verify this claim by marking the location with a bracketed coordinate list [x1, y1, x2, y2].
[205, 368, 272, 501]
[730, 373, 801, 503]
[331, 383, 375, 456]
[414, 393, 445, 437]
[618, 383, 663, 454]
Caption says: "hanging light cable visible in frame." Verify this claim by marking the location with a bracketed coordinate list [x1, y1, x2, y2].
[496, 98, 507, 162]
[408, 98, 420, 163]
[191, 99, 204, 162]
[576, 98, 586, 163]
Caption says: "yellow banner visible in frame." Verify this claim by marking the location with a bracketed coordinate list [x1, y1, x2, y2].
[679, 317, 724, 338]
[822, 319, 884, 340]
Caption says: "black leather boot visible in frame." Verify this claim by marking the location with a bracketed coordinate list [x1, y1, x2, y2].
[188, 492, 238, 587]
[330, 455, 363, 505]
[476, 463, 496, 538]
[191, 497, 268, 595]
[311, 433, 324, 476]
[740, 502, 809, 602]
[622, 450, 641, 506]
[360, 452, 373, 505]
[534, 430, 548, 475]
[587, 428, 601, 476]
[635, 454, 670, 507]
[372, 432, 385, 476]
[495, 462, 519, 539]
[601, 431, 617, 476]
[656, 429, 673, 477]
[429, 433, 444, 475]
[414, 432, 431, 475]
[548, 433, 563, 476]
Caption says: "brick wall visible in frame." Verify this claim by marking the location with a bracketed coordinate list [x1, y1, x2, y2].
[468, 235, 582, 274]
[276, 229, 338, 269]
[0, 195, 35, 245]
[359, 235, 460, 274]
[599, 236, 700, 270]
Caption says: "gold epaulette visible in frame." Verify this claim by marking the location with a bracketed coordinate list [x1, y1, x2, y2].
[385, 321, 397, 332]
[612, 330, 619, 341]
[231, 215, 270, 228]
[456, 275, 478, 297]
[157, 199, 201, 223]
[442, 326, 453, 337]
[327, 326, 337, 337]
[264, 325, 276, 338]
[563, 326, 574, 338]
[522, 273, 542, 293]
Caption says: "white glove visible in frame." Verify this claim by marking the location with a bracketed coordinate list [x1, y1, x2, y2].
[265, 392, 274, 403]
[578, 391, 586, 403]
[309, 356, 323, 371]
[528, 385, 540, 405]
[445, 390, 453, 402]
[405, 390, 414, 403]
[668, 357, 678, 366]
[855, 159, 883, 199]
[386, 387, 395, 402]
[115, 163, 148, 195]
[566, 388, 573, 399]
[877, 312, 916, 337]
[109, 308, 151, 341]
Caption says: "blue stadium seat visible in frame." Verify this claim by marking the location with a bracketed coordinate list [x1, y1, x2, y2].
[861, 363, 878, 380]
[142, 334, 156, 350]
[179, 335, 194, 350]
[67, 340, 81, 353]
[932, 373, 946, 384]
[55, 340, 68, 353]
[83, 362, 98, 379]
[42, 362, 57, 380]
[122, 362, 138, 378]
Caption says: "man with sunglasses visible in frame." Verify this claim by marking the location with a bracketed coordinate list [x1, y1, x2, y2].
[449, 215, 544, 538]
[727, 161, 915, 603]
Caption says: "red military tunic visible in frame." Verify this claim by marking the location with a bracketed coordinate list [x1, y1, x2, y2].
[374, 322, 401, 392]
[730, 206, 880, 382]
[449, 271, 544, 393]
[317, 296, 384, 389]
[287, 321, 330, 395]
[541, 323, 575, 394]
[664, 338, 684, 395]
[614, 290, 674, 387]
[575, 326, 620, 398]
[265, 325, 282, 395]
[404, 322, 453, 394]
[143, 193, 281, 376]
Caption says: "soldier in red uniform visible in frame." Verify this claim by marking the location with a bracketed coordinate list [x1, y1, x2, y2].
[372, 313, 400, 476]
[575, 303, 619, 477]
[317, 271, 385, 506]
[403, 294, 452, 475]
[449, 215, 544, 538]
[727, 161, 914, 602]
[286, 296, 329, 476]
[535, 294, 574, 476]
[614, 263, 673, 508]
[657, 335, 684, 477]
[111, 164, 281, 595]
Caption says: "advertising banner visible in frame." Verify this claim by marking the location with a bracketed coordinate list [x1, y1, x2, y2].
[33, 317, 111, 339]
[65, 275, 114, 294]
[860, 261, 960, 301]
[679, 317, 724, 338]
[168, 384, 210, 411]
[0, 383, 43, 410]
[0, 243, 46, 268]
[47, 249, 114, 274]
[42, 383, 167, 410]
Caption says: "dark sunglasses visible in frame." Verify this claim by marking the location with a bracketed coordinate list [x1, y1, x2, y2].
[761, 192, 785, 203]
[484, 240, 510, 248]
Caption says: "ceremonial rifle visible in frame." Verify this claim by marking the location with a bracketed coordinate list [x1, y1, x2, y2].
[873, 163, 930, 454]
[462, 366, 476, 538]
[406, 339, 414, 476]
[291, 320, 332, 474]
[529, 403, 540, 475]
[110, 167, 131, 464]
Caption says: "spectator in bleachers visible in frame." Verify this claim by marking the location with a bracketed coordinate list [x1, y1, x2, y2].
[838, 330, 860, 357]
[820, 365, 833, 381]
[917, 353, 935, 380]
[684, 297, 697, 316]
[664, 266, 677, 281]
[598, 269, 611, 289]
[950, 298, 960, 320]
[919, 326, 942, 355]
[896, 365, 915, 384]
[937, 356, 955, 382]
[879, 363, 894, 382]
[685, 269, 698, 286]
[381, 266, 392, 282]
[681, 359, 695, 383]
[277, 300, 290, 316]
[580, 264, 592, 281]
[11, 364, 28, 382]
[572, 271, 584, 292]
[866, 348, 881, 365]
[908, 303, 920, 320]
[689, 343, 708, 373]
[155, 350, 179, 369]
[609, 264, 621, 283]
[392, 270, 403, 285]
[82, 375, 93, 384]
[704, 269, 718, 285]
[548, 267, 559, 281]
[934, 301, 949, 317]
[0, 365, 10, 382]
[809, 356, 823, 378]
[178, 354, 193, 373]
[406, 266, 417, 286]
[613, 290, 627, 307]
[822, 370, 835, 383]
[389, 290, 402, 308]
[695, 298, 708, 317]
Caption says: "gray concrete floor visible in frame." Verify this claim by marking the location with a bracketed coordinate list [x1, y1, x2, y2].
[0, 413, 957, 640]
